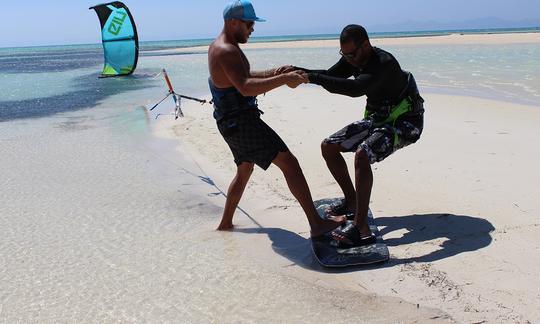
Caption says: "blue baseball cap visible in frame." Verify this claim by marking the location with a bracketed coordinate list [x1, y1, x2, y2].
[223, 0, 266, 22]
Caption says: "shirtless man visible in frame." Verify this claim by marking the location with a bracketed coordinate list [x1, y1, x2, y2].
[208, 0, 344, 236]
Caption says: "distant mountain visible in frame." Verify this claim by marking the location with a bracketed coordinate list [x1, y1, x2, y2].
[368, 17, 540, 32]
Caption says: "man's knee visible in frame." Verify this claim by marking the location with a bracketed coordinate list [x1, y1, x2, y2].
[274, 151, 300, 172]
[283, 151, 299, 166]
[237, 162, 254, 179]
[354, 149, 370, 168]
[321, 141, 341, 158]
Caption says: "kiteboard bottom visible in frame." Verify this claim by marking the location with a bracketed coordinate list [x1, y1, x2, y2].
[312, 199, 389, 267]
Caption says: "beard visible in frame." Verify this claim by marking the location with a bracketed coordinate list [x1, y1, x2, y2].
[235, 32, 249, 44]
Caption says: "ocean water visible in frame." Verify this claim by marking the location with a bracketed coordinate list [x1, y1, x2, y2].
[1, 30, 538, 321]
[1, 29, 539, 123]
[242, 42, 540, 107]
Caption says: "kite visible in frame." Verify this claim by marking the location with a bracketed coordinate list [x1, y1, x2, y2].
[90, 2, 138, 77]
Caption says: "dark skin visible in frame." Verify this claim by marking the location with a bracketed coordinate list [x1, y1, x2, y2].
[208, 19, 345, 236]
[298, 39, 376, 243]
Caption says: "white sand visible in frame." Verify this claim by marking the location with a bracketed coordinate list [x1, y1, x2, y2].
[155, 33, 540, 322]
[3, 32, 539, 322]
[1, 97, 450, 322]
[152, 31, 540, 55]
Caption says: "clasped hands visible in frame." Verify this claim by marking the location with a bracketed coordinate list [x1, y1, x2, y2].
[271, 65, 309, 89]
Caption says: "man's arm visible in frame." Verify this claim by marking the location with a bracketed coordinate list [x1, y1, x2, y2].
[217, 46, 305, 96]
[308, 73, 373, 97]
[295, 57, 372, 97]
[249, 69, 271, 78]
[250, 65, 293, 78]
[308, 58, 399, 98]
[295, 57, 354, 78]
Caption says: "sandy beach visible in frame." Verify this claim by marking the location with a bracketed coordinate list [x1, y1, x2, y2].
[2, 31, 539, 322]
[152, 31, 540, 55]
[154, 32, 540, 323]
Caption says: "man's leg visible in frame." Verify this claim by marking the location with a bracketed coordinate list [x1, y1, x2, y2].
[352, 149, 374, 237]
[272, 151, 344, 237]
[321, 141, 356, 211]
[332, 149, 373, 243]
[217, 162, 254, 231]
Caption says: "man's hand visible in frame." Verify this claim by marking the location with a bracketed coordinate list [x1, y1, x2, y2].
[297, 71, 309, 81]
[274, 65, 296, 76]
[285, 71, 308, 89]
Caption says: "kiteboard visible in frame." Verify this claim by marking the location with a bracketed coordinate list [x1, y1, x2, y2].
[312, 199, 389, 267]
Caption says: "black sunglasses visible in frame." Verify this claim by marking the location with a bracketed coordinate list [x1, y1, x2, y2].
[339, 46, 360, 59]
[241, 20, 255, 29]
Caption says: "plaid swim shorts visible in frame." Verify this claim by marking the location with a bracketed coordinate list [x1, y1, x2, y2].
[217, 111, 289, 170]
[324, 114, 423, 164]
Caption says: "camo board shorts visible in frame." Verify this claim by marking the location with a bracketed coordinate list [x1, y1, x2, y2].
[217, 111, 289, 170]
[324, 115, 423, 164]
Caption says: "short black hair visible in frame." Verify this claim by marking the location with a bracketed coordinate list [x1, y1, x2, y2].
[340, 24, 369, 45]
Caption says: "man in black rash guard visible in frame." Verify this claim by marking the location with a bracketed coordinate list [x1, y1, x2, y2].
[295, 24, 425, 247]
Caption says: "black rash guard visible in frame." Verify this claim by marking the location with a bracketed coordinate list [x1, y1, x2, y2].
[299, 47, 419, 110]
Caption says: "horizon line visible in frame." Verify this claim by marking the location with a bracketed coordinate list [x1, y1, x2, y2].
[1, 26, 539, 50]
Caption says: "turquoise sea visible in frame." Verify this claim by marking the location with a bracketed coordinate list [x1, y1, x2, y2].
[1, 28, 540, 122]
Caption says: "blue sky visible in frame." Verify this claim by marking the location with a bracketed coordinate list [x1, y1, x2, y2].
[1, 0, 539, 47]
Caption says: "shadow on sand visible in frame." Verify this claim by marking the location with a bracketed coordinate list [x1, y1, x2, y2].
[234, 198, 495, 272]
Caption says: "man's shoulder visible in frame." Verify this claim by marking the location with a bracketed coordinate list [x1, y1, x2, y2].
[373, 47, 397, 64]
[210, 39, 241, 57]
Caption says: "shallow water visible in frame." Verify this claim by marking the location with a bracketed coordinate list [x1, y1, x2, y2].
[2, 40, 540, 122]
[243, 43, 540, 106]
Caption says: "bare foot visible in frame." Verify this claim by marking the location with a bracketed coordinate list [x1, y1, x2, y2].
[217, 222, 234, 231]
[310, 216, 346, 238]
